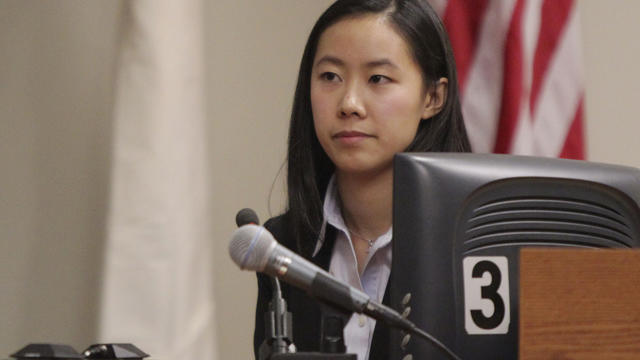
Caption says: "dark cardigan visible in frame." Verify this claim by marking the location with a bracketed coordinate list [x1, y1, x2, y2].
[253, 214, 391, 359]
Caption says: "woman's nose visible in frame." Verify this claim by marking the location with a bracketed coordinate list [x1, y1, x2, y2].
[338, 83, 366, 119]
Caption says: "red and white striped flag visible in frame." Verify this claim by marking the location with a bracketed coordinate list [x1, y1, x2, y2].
[431, 0, 585, 159]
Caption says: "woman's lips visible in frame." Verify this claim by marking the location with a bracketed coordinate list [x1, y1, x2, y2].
[333, 130, 372, 145]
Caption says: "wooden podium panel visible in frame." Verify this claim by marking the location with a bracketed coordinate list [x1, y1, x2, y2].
[520, 248, 640, 359]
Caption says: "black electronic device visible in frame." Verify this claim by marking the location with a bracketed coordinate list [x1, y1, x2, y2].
[82, 344, 148, 359]
[10, 344, 82, 360]
[390, 153, 640, 359]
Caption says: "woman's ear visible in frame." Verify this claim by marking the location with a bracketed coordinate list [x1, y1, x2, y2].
[422, 77, 448, 119]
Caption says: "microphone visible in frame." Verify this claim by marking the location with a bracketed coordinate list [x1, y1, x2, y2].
[229, 224, 412, 331]
[236, 208, 260, 227]
[230, 224, 463, 360]
[234, 209, 295, 358]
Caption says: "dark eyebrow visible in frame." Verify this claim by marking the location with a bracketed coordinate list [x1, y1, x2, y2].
[365, 58, 399, 69]
[314, 56, 399, 70]
[314, 55, 344, 67]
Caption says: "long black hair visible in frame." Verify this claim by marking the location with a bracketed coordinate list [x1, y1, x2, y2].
[286, 0, 471, 256]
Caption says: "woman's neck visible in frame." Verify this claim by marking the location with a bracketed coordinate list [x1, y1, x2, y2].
[336, 168, 393, 240]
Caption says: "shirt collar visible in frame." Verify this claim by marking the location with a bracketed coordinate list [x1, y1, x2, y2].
[313, 175, 340, 257]
[312, 175, 393, 257]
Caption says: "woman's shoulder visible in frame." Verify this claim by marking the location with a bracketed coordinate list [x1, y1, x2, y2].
[263, 212, 297, 250]
[263, 212, 287, 235]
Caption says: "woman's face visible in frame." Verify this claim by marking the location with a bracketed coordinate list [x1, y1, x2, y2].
[311, 14, 441, 176]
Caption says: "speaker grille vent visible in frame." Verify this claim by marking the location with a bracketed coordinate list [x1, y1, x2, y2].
[458, 178, 640, 252]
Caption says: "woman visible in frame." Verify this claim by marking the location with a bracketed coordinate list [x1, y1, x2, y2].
[255, 0, 470, 359]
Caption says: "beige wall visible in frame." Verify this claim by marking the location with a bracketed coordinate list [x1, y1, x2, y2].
[0, 0, 122, 353]
[1, 0, 639, 358]
[206, 1, 334, 357]
[579, 0, 640, 168]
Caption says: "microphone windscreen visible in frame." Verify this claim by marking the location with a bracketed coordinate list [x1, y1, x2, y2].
[235, 208, 260, 227]
[229, 224, 275, 272]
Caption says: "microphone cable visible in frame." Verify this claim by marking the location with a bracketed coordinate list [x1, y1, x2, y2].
[408, 324, 462, 360]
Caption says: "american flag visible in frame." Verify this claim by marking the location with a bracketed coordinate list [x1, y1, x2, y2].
[431, 0, 585, 159]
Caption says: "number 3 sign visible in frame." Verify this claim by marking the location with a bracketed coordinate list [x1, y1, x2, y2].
[463, 256, 510, 334]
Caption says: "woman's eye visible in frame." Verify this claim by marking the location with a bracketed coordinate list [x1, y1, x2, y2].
[370, 74, 390, 84]
[321, 72, 340, 82]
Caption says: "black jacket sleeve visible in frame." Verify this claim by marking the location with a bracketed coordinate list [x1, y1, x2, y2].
[253, 271, 273, 358]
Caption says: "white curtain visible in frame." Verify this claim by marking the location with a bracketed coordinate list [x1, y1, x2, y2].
[99, 0, 216, 358]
